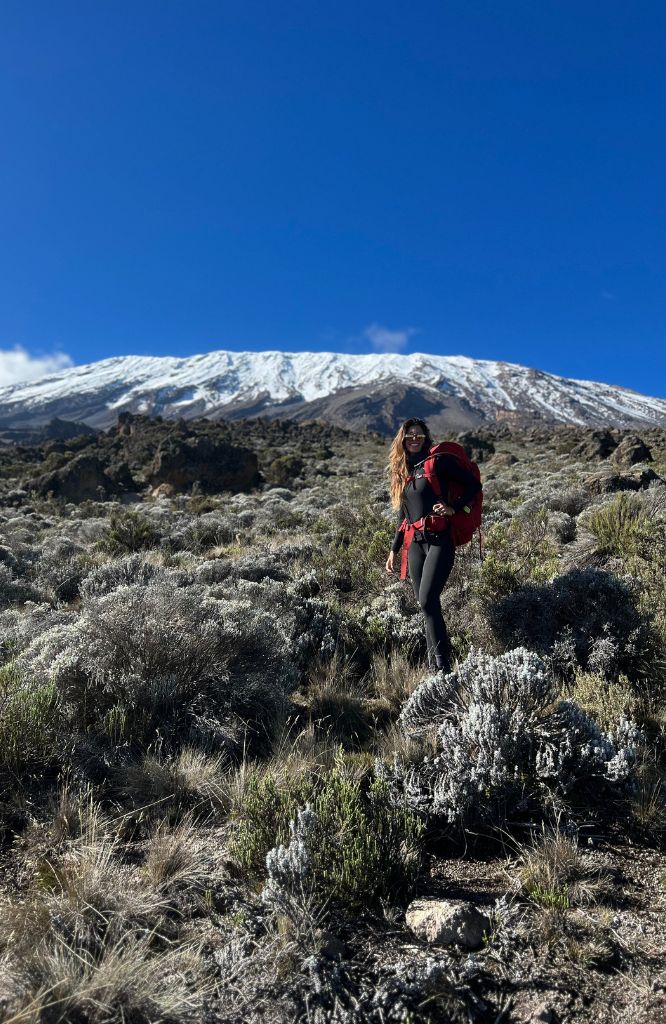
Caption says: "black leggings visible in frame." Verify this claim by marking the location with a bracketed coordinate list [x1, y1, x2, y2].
[407, 535, 455, 668]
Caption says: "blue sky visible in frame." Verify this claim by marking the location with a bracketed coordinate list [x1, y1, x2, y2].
[1, 1, 665, 395]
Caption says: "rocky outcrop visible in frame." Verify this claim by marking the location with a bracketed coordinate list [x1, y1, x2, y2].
[570, 429, 619, 460]
[149, 435, 260, 494]
[610, 434, 653, 467]
[583, 467, 661, 494]
[26, 454, 119, 502]
[455, 432, 496, 463]
[0, 417, 97, 446]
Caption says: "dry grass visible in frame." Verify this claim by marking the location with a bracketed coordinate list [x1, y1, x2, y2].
[365, 651, 424, 712]
[301, 653, 372, 746]
[515, 821, 611, 912]
[375, 720, 439, 764]
[143, 814, 211, 894]
[0, 932, 208, 1024]
[118, 746, 229, 816]
[630, 748, 666, 835]
[29, 833, 169, 952]
[0, 795, 212, 1022]
[220, 723, 336, 824]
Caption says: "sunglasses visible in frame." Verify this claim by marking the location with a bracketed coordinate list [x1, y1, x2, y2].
[404, 434, 426, 441]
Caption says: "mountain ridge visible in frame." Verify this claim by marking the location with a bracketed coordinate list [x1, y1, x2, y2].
[1, 348, 665, 433]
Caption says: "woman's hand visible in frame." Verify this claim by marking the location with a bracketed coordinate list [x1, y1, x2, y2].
[433, 502, 455, 516]
[385, 551, 397, 573]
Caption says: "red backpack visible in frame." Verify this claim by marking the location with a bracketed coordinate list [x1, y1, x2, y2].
[397, 441, 483, 579]
[426, 441, 483, 546]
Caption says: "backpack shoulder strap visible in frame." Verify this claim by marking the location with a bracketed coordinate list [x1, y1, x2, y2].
[422, 445, 444, 498]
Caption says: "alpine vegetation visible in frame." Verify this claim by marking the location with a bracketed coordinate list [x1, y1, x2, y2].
[395, 648, 638, 823]
[0, 415, 664, 1023]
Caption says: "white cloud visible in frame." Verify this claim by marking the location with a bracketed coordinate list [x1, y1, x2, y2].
[0, 345, 73, 387]
[363, 323, 418, 353]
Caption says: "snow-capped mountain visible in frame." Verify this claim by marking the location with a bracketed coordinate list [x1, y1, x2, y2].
[1, 349, 665, 434]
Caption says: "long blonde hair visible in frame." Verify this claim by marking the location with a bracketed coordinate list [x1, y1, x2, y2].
[386, 418, 434, 511]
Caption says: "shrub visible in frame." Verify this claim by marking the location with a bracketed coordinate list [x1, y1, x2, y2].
[20, 582, 295, 749]
[265, 454, 305, 488]
[237, 753, 424, 911]
[393, 648, 637, 824]
[166, 512, 237, 553]
[488, 568, 653, 680]
[307, 759, 424, 908]
[311, 500, 395, 597]
[32, 539, 92, 603]
[79, 553, 189, 599]
[217, 576, 341, 677]
[548, 487, 590, 518]
[355, 582, 425, 660]
[548, 511, 576, 544]
[477, 508, 560, 603]
[585, 493, 646, 558]
[228, 764, 312, 879]
[0, 603, 77, 666]
[0, 562, 41, 608]
[0, 661, 59, 775]
[97, 508, 160, 556]
[567, 671, 636, 732]
[194, 550, 290, 585]
[626, 516, 666, 652]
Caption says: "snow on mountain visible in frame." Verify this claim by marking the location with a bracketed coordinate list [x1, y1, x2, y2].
[0, 349, 665, 432]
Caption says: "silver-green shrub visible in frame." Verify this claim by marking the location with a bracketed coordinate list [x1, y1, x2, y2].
[79, 554, 190, 599]
[210, 576, 341, 673]
[261, 805, 316, 920]
[356, 582, 424, 659]
[487, 568, 652, 679]
[394, 648, 637, 823]
[0, 563, 41, 608]
[32, 537, 89, 602]
[19, 581, 296, 745]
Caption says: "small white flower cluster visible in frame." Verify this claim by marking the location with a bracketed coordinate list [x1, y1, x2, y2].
[261, 805, 317, 918]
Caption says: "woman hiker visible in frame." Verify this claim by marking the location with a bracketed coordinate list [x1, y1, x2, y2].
[385, 418, 483, 674]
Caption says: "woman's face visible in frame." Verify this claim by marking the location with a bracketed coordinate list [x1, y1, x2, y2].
[403, 424, 427, 456]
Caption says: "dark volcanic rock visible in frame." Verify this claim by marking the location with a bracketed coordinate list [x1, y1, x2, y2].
[0, 417, 97, 446]
[149, 435, 260, 494]
[570, 429, 619, 460]
[610, 434, 653, 467]
[267, 381, 488, 435]
[455, 431, 496, 462]
[583, 467, 661, 494]
[106, 460, 138, 491]
[27, 453, 118, 502]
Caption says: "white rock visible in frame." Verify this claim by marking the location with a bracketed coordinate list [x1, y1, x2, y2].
[405, 899, 490, 949]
